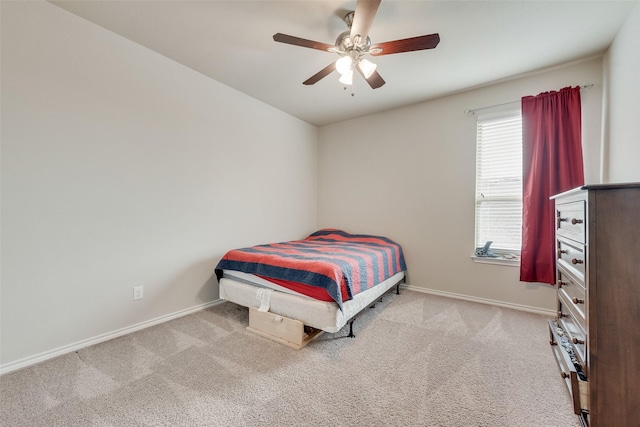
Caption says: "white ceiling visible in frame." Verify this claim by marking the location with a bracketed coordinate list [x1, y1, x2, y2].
[50, 0, 637, 127]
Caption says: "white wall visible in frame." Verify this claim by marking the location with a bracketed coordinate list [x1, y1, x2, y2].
[602, 1, 640, 183]
[318, 58, 603, 313]
[0, 1, 317, 369]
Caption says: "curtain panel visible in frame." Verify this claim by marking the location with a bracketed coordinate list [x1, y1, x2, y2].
[520, 86, 584, 284]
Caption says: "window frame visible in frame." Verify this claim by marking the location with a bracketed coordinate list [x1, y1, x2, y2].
[473, 108, 523, 262]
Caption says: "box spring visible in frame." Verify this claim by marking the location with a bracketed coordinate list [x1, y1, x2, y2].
[219, 271, 405, 333]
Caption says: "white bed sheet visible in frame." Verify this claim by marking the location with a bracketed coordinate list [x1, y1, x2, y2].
[219, 271, 405, 333]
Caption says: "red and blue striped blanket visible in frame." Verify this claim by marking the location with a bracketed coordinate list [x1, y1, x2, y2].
[215, 229, 406, 310]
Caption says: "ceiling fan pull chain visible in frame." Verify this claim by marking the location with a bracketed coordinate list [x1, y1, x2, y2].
[343, 86, 355, 97]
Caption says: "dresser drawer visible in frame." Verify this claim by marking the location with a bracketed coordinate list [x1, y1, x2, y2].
[557, 295, 586, 365]
[556, 200, 585, 244]
[548, 320, 589, 415]
[557, 267, 586, 321]
[557, 238, 585, 282]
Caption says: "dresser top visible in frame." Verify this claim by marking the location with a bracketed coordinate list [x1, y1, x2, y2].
[551, 182, 640, 199]
[583, 182, 640, 190]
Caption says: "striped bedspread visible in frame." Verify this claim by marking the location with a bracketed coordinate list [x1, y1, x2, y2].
[215, 229, 406, 309]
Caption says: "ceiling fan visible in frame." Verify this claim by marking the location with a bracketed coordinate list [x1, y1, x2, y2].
[273, 0, 440, 89]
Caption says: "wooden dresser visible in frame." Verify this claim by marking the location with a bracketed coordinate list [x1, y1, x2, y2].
[549, 183, 640, 426]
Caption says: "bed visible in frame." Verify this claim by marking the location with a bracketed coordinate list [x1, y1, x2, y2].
[215, 229, 407, 348]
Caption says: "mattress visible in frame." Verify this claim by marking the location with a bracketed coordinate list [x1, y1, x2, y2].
[219, 270, 405, 333]
[215, 229, 407, 310]
[221, 270, 314, 298]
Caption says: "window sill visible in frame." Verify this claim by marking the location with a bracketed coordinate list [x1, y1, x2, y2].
[471, 255, 520, 267]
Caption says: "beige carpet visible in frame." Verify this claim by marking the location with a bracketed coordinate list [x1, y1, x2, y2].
[1, 290, 580, 426]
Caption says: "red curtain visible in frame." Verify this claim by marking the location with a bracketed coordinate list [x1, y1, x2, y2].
[520, 86, 584, 284]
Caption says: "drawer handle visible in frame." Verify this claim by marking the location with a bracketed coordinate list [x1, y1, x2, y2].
[561, 371, 570, 379]
[572, 297, 584, 305]
[572, 337, 585, 345]
[571, 258, 584, 265]
[557, 311, 568, 318]
[557, 249, 568, 257]
[557, 280, 567, 288]
[559, 217, 583, 225]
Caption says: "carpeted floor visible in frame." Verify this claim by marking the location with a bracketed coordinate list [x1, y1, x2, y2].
[1, 290, 581, 426]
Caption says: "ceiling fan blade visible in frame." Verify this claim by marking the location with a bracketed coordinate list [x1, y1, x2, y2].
[370, 33, 440, 56]
[350, 0, 381, 43]
[303, 62, 337, 85]
[356, 63, 385, 89]
[273, 33, 334, 52]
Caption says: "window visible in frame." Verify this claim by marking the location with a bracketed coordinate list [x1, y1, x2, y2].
[474, 111, 523, 255]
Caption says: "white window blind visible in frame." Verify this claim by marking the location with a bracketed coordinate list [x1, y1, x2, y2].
[474, 112, 523, 253]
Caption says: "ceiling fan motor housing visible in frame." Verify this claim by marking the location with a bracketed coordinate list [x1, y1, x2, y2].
[335, 30, 371, 56]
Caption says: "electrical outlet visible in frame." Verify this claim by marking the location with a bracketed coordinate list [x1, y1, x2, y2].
[133, 285, 144, 300]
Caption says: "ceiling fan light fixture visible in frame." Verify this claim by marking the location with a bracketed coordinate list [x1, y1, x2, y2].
[339, 68, 354, 85]
[359, 58, 377, 78]
[336, 56, 353, 75]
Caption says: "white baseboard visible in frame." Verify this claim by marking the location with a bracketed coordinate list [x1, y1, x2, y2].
[0, 299, 225, 376]
[400, 284, 556, 317]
